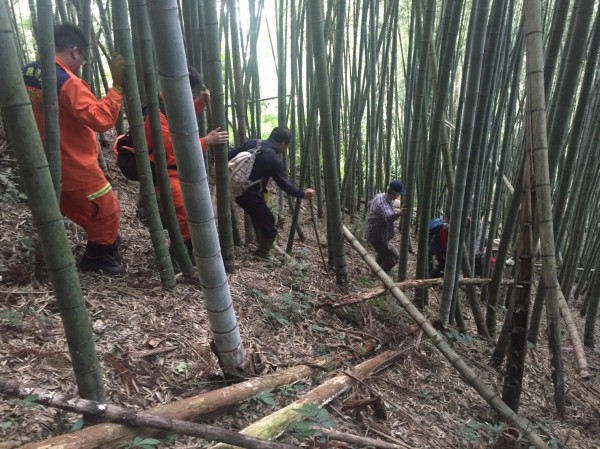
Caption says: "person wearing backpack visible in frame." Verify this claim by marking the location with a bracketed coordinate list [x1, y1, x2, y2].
[142, 68, 228, 252]
[22, 24, 126, 275]
[429, 217, 449, 278]
[363, 180, 406, 274]
[228, 127, 315, 261]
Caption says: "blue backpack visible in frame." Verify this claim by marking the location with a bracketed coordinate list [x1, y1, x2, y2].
[429, 218, 448, 256]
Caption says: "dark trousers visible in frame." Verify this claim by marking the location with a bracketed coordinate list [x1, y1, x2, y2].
[370, 240, 399, 273]
[235, 191, 277, 240]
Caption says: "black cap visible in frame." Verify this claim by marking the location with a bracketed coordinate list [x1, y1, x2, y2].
[389, 180, 405, 195]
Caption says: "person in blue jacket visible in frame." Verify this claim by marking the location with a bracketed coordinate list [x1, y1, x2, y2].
[229, 127, 315, 260]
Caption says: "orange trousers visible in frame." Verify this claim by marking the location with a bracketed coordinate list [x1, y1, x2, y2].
[157, 171, 190, 240]
[60, 186, 120, 245]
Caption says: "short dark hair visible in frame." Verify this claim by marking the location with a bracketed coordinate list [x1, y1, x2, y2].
[269, 127, 292, 145]
[188, 66, 205, 90]
[54, 23, 88, 53]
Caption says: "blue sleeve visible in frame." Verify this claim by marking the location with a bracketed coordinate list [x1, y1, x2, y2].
[271, 156, 305, 198]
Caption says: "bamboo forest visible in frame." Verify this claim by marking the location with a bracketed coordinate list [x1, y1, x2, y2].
[1, 0, 600, 447]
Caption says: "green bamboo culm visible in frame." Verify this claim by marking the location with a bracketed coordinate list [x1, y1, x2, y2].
[134, 0, 194, 278]
[204, 0, 235, 274]
[146, 0, 245, 370]
[308, 0, 348, 284]
[35, 0, 60, 201]
[112, 0, 177, 289]
[0, 0, 105, 403]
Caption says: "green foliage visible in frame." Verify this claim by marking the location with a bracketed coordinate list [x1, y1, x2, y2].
[287, 404, 335, 440]
[446, 329, 474, 344]
[266, 310, 289, 327]
[0, 310, 22, 329]
[15, 394, 39, 408]
[314, 344, 331, 356]
[69, 418, 84, 432]
[1, 418, 17, 434]
[125, 437, 161, 449]
[370, 296, 401, 321]
[417, 389, 433, 400]
[278, 384, 306, 397]
[459, 419, 482, 442]
[175, 361, 188, 375]
[353, 276, 372, 287]
[240, 389, 277, 409]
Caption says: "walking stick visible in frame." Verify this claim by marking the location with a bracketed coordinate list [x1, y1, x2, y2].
[309, 197, 328, 271]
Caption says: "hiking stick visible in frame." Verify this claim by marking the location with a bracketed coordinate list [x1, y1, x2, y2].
[309, 197, 327, 271]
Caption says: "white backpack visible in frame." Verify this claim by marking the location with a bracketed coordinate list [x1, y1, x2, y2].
[228, 143, 263, 198]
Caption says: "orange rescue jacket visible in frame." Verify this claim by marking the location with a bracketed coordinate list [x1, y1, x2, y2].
[23, 57, 122, 193]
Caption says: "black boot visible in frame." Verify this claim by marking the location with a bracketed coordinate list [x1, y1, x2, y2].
[168, 245, 182, 274]
[79, 240, 125, 276]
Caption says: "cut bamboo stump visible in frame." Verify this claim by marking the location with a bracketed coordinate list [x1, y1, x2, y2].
[0, 378, 295, 449]
[211, 350, 403, 449]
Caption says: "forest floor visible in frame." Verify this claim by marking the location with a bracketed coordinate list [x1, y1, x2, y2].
[1, 128, 600, 449]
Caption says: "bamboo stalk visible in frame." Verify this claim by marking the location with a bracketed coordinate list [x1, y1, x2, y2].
[0, 379, 295, 449]
[212, 350, 403, 449]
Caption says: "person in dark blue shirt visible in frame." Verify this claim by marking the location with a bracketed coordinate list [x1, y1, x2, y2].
[228, 127, 315, 260]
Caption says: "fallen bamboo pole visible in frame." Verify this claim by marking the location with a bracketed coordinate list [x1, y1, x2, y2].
[0, 378, 295, 449]
[322, 278, 514, 308]
[212, 350, 403, 449]
[342, 226, 550, 449]
[20, 364, 315, 448]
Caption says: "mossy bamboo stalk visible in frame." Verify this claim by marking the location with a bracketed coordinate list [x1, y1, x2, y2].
[0, 1, 104, 403]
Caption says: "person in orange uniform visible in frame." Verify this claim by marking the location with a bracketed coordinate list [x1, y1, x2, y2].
[144, 68, 228, 250]
[22, 24, 126, 275]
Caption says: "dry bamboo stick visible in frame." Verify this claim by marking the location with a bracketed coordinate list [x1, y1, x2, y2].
[322, 278, 514, 308]
[211, 350, 403, 449]
[319, 427, 414, 449]
[342, 226, 550, 449]
[0, 378, 295, 449]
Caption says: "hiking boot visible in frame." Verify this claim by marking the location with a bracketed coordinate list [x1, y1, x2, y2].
[79, 241, 125, 276]
[254, 229, 275, 262]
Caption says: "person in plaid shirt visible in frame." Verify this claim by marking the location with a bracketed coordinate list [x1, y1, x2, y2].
[363, 180, 406, 273]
